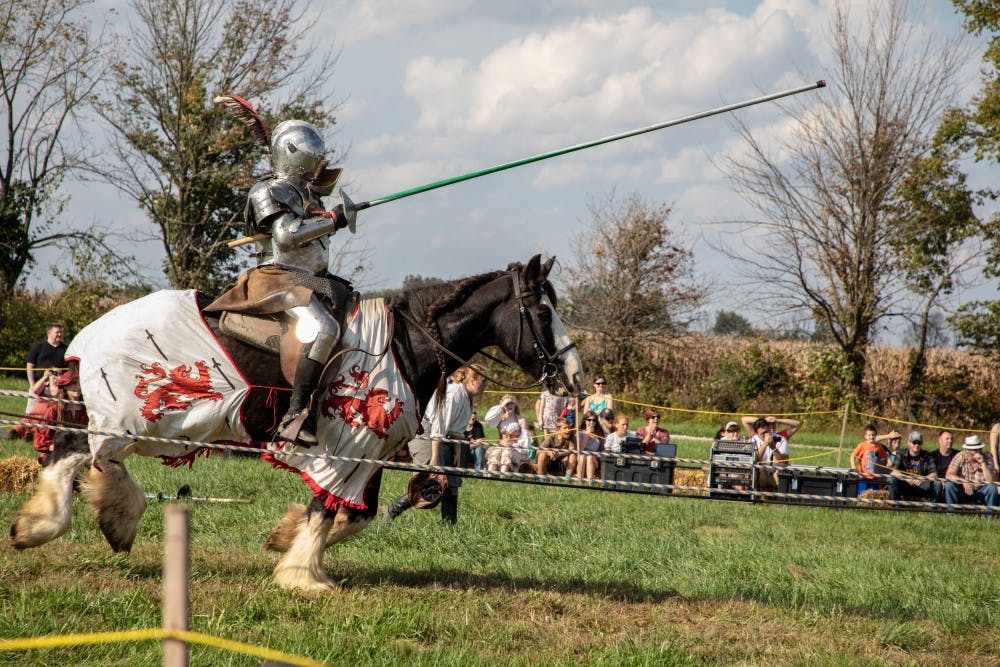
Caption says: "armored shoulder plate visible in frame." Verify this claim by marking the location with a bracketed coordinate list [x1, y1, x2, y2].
[246, 180, 306, 231]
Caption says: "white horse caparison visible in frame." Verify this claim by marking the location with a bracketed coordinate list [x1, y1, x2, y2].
[11, 256, 584, 592]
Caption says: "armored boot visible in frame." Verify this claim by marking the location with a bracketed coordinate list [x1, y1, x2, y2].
[440, 491, 458, 524]
[279, 353, 326, 447]
[380, 494, 412, 523]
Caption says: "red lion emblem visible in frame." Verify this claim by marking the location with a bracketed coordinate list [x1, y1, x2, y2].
[321, 365, 405, 440]
[134, 361, 223, 422]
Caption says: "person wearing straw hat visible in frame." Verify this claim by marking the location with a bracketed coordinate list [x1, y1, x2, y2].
[944, 435, 998, 512]
[887, 431, 939, 503]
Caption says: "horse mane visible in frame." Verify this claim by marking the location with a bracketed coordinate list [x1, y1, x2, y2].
[389, 269, 505, 399]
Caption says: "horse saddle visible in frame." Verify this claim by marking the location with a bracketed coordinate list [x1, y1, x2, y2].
[217, 310, 301, 384]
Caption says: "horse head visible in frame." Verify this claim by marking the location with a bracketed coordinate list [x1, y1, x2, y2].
[493, 254, 584, 395]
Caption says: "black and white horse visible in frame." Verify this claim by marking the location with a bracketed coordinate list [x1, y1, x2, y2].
[10, 255, 584, 591]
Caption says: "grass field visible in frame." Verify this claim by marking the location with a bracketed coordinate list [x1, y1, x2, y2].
[1, 377, 999, 665]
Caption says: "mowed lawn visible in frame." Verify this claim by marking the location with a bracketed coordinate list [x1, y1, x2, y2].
[1, 378, 999, 666]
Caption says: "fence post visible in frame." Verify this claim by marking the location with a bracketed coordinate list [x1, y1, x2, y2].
[836, 402, 850, 468]
[163, 505, 190, 667]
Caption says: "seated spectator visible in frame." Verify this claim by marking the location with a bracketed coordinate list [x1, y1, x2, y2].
[598, 408, 616, 436]
[888, 431, 939, 502]
[719, 420, 742, 441]
[465, 407, 487, 472]
[17, 366, 88, 465]
[876, 430, 903, 469]
[944, 435, 998, 511]
[534, 389, 568, 436]
[484, 395, 533, 473]
[745, 416, 794, 491]
[582, 375, 614, 414]
[604, 414, 632, 453]
[932, 430, 958, 482]
[536, 417, 575, 477]
[851, 424, 889, 494]
[575, 409, 605, 480]
[635, 409, 670, 454]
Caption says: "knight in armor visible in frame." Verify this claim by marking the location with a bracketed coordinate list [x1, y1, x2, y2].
[207, 117, 356, 447]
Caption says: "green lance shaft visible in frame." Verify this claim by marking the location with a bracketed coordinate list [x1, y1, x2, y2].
[352, 80, 826, 212]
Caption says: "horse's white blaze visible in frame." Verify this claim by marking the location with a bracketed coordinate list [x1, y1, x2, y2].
[541, 295, 584, 393]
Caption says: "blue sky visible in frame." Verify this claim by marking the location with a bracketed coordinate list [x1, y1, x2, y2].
[45, 0, 996, 338]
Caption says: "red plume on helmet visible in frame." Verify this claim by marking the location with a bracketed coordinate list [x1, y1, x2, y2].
[214, 93, 270, 151]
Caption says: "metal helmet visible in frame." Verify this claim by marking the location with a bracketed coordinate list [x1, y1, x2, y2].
[270, 120, 327, 185]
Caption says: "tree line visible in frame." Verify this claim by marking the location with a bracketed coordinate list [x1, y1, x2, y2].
[1, 0, 998, 422]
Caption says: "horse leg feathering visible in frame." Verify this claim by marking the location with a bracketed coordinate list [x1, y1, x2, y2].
[78, 460, 148, 553]
[10, 436, 90, 550]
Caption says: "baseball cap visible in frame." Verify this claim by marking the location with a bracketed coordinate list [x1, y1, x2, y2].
[908, 431, 923, 443]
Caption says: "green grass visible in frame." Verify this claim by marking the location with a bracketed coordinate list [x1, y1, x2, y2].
[2, 376, 999, 664]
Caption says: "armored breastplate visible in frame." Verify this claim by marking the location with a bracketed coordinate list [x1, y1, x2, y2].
[248, 179, 329, 274]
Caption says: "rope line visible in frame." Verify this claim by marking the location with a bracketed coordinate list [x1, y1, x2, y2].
[2, 417, 995, 511]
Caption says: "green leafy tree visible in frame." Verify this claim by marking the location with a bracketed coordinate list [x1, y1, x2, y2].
[945, 1, 1000, 359]
[97, 0, 338, 294]
[893, 141, 980, 417]
[563, 193, 706, 386]
[712, 310, 754, 337]
[0, 0, 108, 298]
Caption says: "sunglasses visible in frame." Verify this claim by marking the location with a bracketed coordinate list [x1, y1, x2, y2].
[594, 382, 605, 386]
[584, 418, 597, 422]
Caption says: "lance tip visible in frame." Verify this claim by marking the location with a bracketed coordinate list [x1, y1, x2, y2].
[816, 79, 827, 88]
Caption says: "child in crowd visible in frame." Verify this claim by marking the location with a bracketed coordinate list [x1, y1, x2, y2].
[604, 414, 632, 453]
[851, 424, 889, 494]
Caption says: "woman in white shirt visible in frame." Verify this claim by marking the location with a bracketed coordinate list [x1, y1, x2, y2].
[382, 364, 488, 524]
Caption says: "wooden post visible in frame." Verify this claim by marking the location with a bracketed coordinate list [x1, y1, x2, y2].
[835, 402, 850, 468]
[163, 505, 190, 667]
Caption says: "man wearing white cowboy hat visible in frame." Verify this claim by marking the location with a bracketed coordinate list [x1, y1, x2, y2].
[944, 435, 998, 511]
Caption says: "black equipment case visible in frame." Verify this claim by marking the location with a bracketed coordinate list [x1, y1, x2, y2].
[600, 441, 676, 494]
[775, 466, 858, 504]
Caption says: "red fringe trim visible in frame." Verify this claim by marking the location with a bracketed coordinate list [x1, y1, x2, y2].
[261, 450, 374, 511]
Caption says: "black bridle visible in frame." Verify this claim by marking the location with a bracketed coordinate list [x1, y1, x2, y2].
[509, 268, 577, 386]
[394, 269, 577, 392]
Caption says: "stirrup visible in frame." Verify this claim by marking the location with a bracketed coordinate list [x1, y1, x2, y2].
[279, 410, 318, 447]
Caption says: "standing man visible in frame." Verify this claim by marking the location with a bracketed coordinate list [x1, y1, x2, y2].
[887, 431, 939, 503]
[944, 435, 998, 511]
[25, 324, 67, 413]
[206, 117, 355, 447]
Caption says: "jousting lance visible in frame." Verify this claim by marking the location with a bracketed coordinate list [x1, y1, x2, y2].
[229, 80, 826, 248]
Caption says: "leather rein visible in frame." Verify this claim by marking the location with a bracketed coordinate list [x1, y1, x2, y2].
[392, 269, 576, 392]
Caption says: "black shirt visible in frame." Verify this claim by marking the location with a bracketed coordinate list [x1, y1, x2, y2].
[931, 449, 957, 478]
[893, 449, 937, 477]
[26, 340, 67, 373]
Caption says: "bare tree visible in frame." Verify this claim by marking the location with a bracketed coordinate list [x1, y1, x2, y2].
[724, 0, 968, 396]
[563, 193, 706, 385]
[96, 0, 340, 294]
[0, 0, 108, 297]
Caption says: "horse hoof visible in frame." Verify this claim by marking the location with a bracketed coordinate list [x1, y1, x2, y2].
[272, 565, 338, 593]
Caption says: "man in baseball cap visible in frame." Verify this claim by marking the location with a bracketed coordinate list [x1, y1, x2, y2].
[944, 435, 998, 512]
[888, 430, 939, 502]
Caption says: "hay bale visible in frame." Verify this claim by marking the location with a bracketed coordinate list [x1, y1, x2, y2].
[859, 489, 890, 501]
[0, 456, 40, 493]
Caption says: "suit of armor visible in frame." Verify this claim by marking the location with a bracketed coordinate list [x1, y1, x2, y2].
[240, 120, 353, 446]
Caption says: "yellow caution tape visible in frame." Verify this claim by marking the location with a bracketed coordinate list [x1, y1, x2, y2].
[0, 628, 326, 666]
